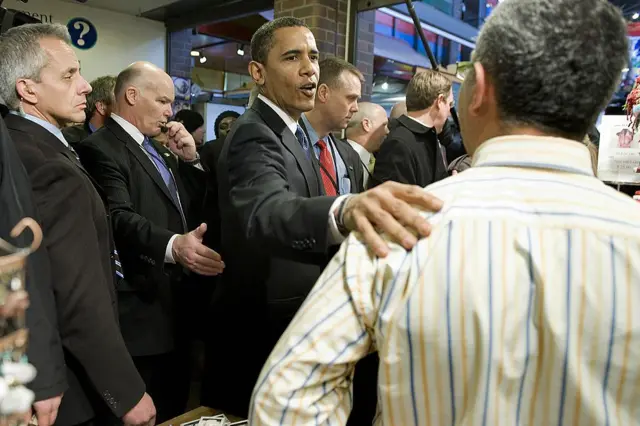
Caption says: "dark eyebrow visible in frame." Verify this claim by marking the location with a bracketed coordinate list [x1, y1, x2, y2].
[281, 48, 319, 58]
[63, 67, 78, 76]
[158, 96, 172, 102]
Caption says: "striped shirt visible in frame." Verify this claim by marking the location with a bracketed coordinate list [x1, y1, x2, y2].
[249, 136, 640, 426]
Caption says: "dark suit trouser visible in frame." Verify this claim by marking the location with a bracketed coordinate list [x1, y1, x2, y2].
[132, 352, 190, 423]
[347, 353, 379, 426]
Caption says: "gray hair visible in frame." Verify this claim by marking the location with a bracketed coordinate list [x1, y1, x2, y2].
[0, 23, 72, 110]
[471, 0, 628, 139]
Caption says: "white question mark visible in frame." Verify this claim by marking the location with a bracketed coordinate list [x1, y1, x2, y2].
[73, 21, 90, 46]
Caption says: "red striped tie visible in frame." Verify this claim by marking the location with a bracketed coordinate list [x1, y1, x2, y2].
[317, 140, 337, 196]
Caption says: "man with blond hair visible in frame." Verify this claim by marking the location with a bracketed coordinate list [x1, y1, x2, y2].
[370, 69, 452, 188]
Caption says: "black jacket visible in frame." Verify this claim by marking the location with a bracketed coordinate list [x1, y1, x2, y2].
[5, 113, 145, 425]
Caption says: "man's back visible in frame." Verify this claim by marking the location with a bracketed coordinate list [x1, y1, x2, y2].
[357, 137, 640, 425]
[251, 136, 640, 425]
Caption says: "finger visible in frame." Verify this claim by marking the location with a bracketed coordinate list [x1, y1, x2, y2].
[353, 213, 389, 257]
[388, 182, 443, 212]
[195, 244, 221, 261]
[191, 254, 225, 270]
[379, 195, 432, 238]
[368, 205, 418, 250]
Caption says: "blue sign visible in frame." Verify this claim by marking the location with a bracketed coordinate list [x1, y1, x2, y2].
[67, 18, 97, 50]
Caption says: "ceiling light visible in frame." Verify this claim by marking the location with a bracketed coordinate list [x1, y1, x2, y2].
[190, 50, 200, 57]
[237, 45, 245, 56]
[381, 81, 389, 90]
[633, 12, 639, 19]
[200, 56, 207, 63]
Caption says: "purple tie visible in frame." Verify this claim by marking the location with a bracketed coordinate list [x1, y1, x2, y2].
[142, 138, 183, 215]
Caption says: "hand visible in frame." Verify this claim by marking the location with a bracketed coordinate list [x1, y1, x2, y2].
[172, 223, 225, 276]
[340, 181, 443, 257]
[164, 121, 196, 161]
[122, 393, 156, 426]
[33, 394, 62, 426]
[0, 290, 29, 317]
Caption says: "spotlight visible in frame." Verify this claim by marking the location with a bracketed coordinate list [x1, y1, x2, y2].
[633, 12, 640, 19]
[237, 45, 245, 56]
[190, 50, 200, 57]
[200, 56, 207, 63]
[381, 81, 389, 90]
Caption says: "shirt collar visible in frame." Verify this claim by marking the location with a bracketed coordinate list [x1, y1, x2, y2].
[88, 122, 97, 134]
[472, 135, 595, 176]
[405, 114, 430, 130]
[111, 113, 145, 145]
[11, 111, 69, 147]
[347, 139, 371, 164]
[257, 94, 298, 136]
[301, 113, 329, 146]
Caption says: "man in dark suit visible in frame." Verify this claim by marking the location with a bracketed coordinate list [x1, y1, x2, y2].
[371, 69, 452, 188]
[76, 61, 224, 422]
[299, 56, 365, 194]
[63, 75, 116, 146]
[0, 108, 67, 426]
[205, 17, 443, 417]
[0, 23, 155, 426]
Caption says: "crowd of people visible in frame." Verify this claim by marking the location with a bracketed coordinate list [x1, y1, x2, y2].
[0, 0, 638, 425]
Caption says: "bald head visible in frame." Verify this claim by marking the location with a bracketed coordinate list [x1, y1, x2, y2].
[115, 61, 171, 99]
[113, 61, 175, 136]
[346, 102, 389, 152]
[390, 101, 406, 119]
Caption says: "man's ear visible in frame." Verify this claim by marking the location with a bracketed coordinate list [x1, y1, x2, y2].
[468, 62, 488, 117]
[316, 83, 329, 103]
[362, 117, 372, 132]
[249, 61, 265, 86]
[16, 78, 37, 105]
[95, 101, 107, 116]
[124, 87, 138, 106]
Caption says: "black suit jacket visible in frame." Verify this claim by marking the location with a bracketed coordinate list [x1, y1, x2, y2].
[62, 122, 91, 146]
[0, 112, 67, 403]
[213, 98, 341, 414]
[370, 114, 448, 188]
[76, 117, 205, 356]
[4, 114, 145, 425]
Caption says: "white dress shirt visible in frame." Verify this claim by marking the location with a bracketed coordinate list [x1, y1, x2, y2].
[347, 139, 372, 189]
[11, 111, 70, 147]
[110, 113, 181, 264]
[257, 94, 348, 244]
[250, 135, 640, 426]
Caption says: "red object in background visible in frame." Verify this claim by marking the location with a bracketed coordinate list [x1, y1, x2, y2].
[630, 22, 640, 37]
[634, 191, 640, 202]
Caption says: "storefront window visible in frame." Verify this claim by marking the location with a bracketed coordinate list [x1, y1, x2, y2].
[375, 11, 393, 37]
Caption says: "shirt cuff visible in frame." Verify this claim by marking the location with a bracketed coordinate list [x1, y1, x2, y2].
[328, 195, 351, 245]
[165, 234, 178, 263]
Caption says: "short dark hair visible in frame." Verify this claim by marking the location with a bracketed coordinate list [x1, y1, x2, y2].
[318, 56, 363, 89]
[214, 110, 240, 139]
[472, 0, 628, 139]
[174, 109, 204, 134]
[405, 70, 451, 112]
[86, 75, 116, 120]
[250, 17, 308, 65]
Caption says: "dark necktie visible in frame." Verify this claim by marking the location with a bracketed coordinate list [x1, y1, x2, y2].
[142, 138, 185, 221]
[294, 125, 311, 160]
[316, 140, 338, 196]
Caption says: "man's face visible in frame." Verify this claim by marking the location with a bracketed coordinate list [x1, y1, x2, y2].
[131, 73, 174, 137]
[252, 26, 319, 119]
[192, 125, 205, 146]
[322, 71, 361, 130]
[434, 89, 454, 133]
[30, 38, 91, 127]
[218, 116, 237, 139]
[368, 107, 389, 152]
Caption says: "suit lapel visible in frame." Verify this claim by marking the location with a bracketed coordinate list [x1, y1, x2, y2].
[106, 119, 178, 210]
[252, 99, 321, 197]
[330, 135, 357, 194]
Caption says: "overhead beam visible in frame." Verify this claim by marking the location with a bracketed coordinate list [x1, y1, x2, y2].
[163, 0, 273, 31]
[357, 0, 403, 12]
